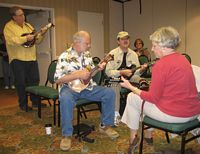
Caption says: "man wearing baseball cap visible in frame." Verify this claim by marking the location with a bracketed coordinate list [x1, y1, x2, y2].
[117, 31, 130, 39]
[105, 31, 147, 126]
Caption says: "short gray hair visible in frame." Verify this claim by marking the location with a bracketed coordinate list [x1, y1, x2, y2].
[150, 26, 181, 49]
[73, 31, 90, 43]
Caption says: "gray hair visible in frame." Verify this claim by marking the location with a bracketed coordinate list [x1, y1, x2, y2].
[9, 6, 23, 17]
[150, 26, 181, 49]
[73, 31, 90, 43]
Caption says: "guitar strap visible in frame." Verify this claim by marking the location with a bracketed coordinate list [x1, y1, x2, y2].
[81, 53, 87, 68]
[117, 52, 127, 70]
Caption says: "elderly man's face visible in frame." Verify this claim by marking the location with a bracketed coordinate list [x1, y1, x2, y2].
[76, 35, 91, 54]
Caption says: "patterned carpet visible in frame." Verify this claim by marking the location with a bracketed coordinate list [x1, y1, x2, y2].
[0, 102, 200, 154]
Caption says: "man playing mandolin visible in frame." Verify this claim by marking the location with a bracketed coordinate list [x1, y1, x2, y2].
[3, 6, 49, 111]
[105, 31, 147, 126]
[54, 30, 119, 151]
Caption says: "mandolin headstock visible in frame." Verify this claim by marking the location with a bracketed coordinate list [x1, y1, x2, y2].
[100, 54, 114, 64]
[45, 23, 55, 29]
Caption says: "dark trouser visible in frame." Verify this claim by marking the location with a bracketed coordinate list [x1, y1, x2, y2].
[10, 59, 40, 107]
[2, 59, 14, 87]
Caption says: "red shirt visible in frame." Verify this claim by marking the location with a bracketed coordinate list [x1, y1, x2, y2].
[141, 52, 200, 117]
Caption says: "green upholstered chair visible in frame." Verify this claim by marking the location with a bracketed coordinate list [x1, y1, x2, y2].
[139, 55, 149, 65]
[139, 55, 152, 78]
[182, 53, 192, 64]
[139, 116, 200, 154]
[25, 60, 59, 126]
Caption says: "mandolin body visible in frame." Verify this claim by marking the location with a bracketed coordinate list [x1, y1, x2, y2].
[21, 32, 36, 48]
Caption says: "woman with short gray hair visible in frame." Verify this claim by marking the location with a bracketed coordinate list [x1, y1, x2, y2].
[120, 26, 200, 153]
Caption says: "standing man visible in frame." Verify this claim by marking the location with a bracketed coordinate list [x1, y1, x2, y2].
[54, 31, 119, 151]
[4, 6, 47, 111]
[105, 31, 146, 125]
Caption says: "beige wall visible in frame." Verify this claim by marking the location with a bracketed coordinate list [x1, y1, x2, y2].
[0, 0, 110, 56]
[110, 0, 200, 66]
[1, 0, 200, 66]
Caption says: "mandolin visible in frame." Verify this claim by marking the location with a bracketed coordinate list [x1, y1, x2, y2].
[105, 59, 157, 88]
[68, 54, 114, 93]
[21, 23, 54, 48]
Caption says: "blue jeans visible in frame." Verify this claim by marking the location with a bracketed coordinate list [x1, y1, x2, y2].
[59, 85, 116, 136]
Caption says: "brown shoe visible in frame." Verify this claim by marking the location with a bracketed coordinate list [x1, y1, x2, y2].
[60, 137, 71, 151]
[99, 125, 119, 139]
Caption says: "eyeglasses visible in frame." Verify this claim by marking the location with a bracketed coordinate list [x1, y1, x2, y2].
[15, 13, 24, 17]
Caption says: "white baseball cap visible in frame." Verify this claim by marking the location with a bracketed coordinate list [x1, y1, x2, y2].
[117, 31, 130, 39]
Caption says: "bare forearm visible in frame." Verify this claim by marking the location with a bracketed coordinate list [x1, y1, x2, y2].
[130, 86, 142, 96]
[55, 71, 80, 85]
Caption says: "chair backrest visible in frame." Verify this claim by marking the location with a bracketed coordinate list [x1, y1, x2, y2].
[92, 56, 103, 85]
[92, 57, 101, 66]
[45, 60, 58, 85]
[139, 55, 149, 65]
[92, 71, 102, 85]
[182, 53, 191, 64]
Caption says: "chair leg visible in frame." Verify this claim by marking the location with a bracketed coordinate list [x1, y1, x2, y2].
[47, 100, 52, 106]
[139, 122, 145, 154]
[165, 132, 170, 143]
[25, 93, 28, 112]
[38, 97, 41, 118]
[77, 107, 81, 141]
[80, 106, 87, 119]
[97, 103, 101, 113]
[58, 101, 60, 127]
[180, 133, 186, 154]
[53, 99, 56, 126]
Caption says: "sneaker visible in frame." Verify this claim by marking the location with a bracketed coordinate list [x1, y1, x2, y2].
[4, 86, 9, 89]
[11, 85, 15, 89]
[60, 137, 71, 151]
[99, 125, 119, 139]
[191, 128, 200, 144]
[170, 133, 178, 138]
[114, 111, 121, 126]
[114, 115, 121, 126]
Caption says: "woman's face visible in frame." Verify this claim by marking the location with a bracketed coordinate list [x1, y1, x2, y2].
[135, 40, 143, 49]
[151, 42, 163, 58]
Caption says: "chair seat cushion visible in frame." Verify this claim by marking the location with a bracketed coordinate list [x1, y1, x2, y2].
[26, 86, 58, 99]
[76, 98, 100, 106]
[143, 116, 200, 133]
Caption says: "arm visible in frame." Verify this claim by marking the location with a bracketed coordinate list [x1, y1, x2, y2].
[54, 51, 91, 85]
[120, 76, 142, 95]
[35, 27, 47, 44]
[4, 26, 28, 46]
[55, 69, 90, 85]
[120, 62, 165, 104]
[140, 62, 165, 103]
